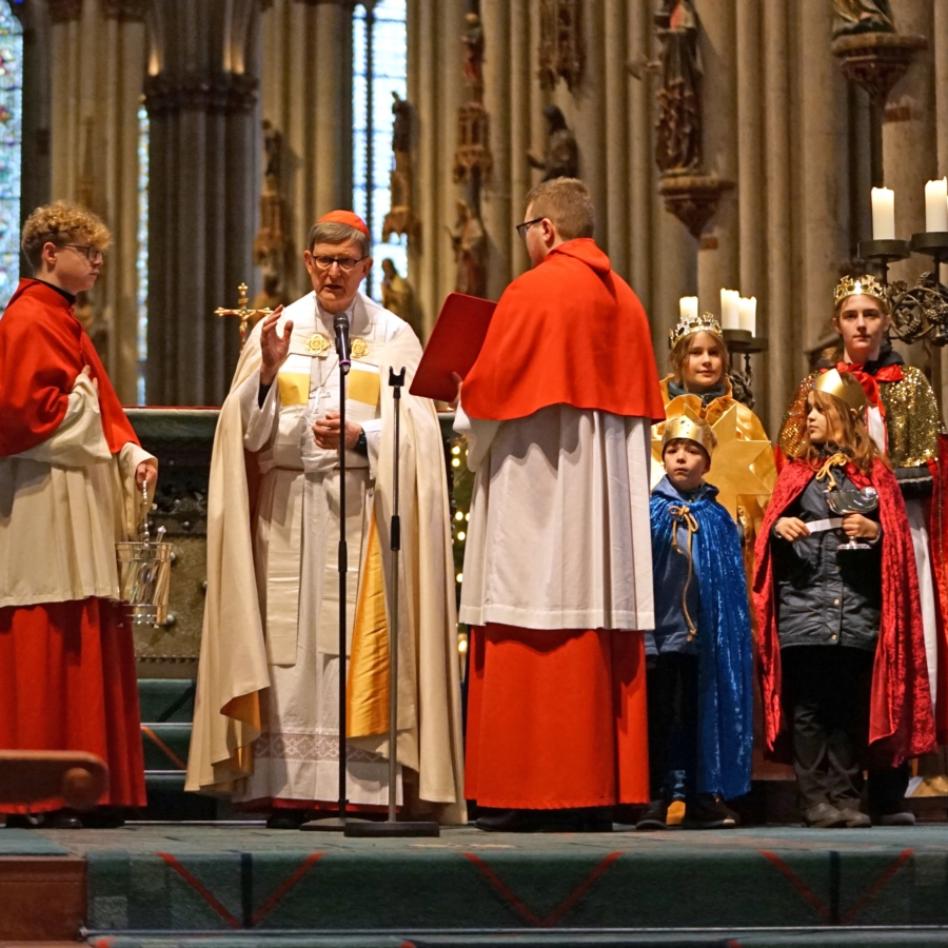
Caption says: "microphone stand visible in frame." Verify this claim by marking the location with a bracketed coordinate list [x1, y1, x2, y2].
[301, 314, 353, 833]
[346, 367, 439, 838]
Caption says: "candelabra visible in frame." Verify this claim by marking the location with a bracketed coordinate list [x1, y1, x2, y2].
[859, 184, 948, 346]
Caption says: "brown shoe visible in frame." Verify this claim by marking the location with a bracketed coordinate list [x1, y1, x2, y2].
[804, 802, 846, 828]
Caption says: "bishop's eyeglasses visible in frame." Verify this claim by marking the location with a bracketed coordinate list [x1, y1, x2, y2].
[311, 254, 367, 273]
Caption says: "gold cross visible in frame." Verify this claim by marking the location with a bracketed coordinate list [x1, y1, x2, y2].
[214, 282, 272, 349]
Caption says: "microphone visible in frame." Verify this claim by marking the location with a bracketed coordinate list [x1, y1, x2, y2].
[333, 312, 351, 374]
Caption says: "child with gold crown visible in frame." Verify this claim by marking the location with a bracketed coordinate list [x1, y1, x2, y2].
[654, 310, 775, 543]
[754, 368, 935, 828]
[638, 412, 753, 831]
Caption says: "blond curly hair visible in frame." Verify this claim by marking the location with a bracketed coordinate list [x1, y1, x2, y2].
[21, 201, 111, 270]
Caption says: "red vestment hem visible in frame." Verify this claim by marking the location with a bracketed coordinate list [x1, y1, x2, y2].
[0, 598, 146, 813]
[464, 624, 650, 809]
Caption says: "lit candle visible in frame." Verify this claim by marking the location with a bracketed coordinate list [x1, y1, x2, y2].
[719, 288, 740, 330]
[871, 187, 895, 240]
[679, 296, 698, 321]
[739, 296, 757, 337]
[924, 178, 948, 233]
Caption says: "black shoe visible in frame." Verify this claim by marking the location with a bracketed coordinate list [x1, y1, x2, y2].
[835, 805, 871, 828]
[267, 810, 307, 830]
[804, 802, 846, 828]
[876, 809, 915, 826]
[80, 809, 126, 829]
[4, 813, 44, 829]
[635, 800, 669, 832]
[475, 809, 543, 832]
[684, 796, 738, 830]
[38, 810, 83, 829]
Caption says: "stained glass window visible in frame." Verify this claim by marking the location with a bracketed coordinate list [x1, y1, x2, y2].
[0, 2, 23, 306]
[136, 103, 149, 404]
[353, 0, 407, 300]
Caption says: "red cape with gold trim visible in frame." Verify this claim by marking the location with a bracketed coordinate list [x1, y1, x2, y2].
[752, 457, 936, 765]
[461, 238, 665, 423]
[0, 278, 138, 456]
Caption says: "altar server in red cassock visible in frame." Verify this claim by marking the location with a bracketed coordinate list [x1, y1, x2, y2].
[0, 202, 155, 828]
[457, 177, 665, 831]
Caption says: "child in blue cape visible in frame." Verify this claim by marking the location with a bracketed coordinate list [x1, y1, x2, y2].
[638, 414, 753, 830]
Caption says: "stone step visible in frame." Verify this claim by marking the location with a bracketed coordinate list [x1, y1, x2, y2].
[137, 678, 195, 723]
[141, 722, 190, 772]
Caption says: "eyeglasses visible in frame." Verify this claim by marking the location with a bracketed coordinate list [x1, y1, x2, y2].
[310, 254, 367, 273]
[515, 217, 544, 239]
[64, 244, 104, 264]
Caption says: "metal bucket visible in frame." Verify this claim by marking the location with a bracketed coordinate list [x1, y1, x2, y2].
[116, 483, 172, 627]
[116, 538, 173, 626]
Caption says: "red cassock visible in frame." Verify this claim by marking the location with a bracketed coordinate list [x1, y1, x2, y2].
[462, 239, 664, 810]
[752, 457, 936, 767]
[0, 279, 146, 813]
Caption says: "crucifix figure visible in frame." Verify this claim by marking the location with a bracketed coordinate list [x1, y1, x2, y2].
[214, 282, 272, 349]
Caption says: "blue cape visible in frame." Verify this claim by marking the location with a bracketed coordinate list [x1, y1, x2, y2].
[649, 476, 753, 799]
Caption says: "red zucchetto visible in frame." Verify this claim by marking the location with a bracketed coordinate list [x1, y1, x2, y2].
[317, 210, 369, 236]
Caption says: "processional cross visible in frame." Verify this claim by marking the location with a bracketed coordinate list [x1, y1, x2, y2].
[214, 282, 271, 348]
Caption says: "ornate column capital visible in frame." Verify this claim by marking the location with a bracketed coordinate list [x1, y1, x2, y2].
[659, 173, 734, 240]
[102, 0, 149, 21]
[144, 71, 259, 117]
[48, 0, 83, 24]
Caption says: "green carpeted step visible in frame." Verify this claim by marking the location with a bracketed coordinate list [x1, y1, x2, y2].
[141, 722, 191, 772]
[138, 679, 196, 723]
[81, 933, 948, 948]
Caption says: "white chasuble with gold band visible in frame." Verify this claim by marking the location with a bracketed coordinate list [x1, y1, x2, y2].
[186, 290, 465, 822]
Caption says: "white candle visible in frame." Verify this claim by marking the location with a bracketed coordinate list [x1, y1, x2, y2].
[871, 187, 895, 240]
[739, 296, 757, 337]
[679, 295, 698, 321]
[925, 178, 948, 233]
[719, 288, 740, 330]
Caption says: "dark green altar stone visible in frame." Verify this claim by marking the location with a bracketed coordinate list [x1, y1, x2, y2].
[126, 408, 219, 675]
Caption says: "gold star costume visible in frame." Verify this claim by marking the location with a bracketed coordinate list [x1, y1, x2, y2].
[653, 377, 776, 539]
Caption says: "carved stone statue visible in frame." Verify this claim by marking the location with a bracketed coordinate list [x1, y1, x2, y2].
[391, 91, 411, 155]
[654, 0, 702, 175]
[832, 0, 896, 37]
[449, 199, 487, 298]
[251, 271, 287, 316]
[381, 258, 423, 339]
[461, 12, 485, 95]
[527, 105, 579, 181]
[538, 0, 584, 91]
[262, 119, 282, 188]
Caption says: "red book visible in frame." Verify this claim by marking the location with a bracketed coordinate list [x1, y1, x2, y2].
[409, 292, 495, 401]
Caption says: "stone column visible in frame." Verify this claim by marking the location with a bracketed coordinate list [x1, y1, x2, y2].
[481, 0, 513, 300]
[602, 0, 628, 266]
[761, 0, 795, 433]
[407, 0, 465, 330]
[694, 0, 739, 323]
[46, 0, 148, 402]
[260, 0, 354, 301]
[144, 0, 259, 405]
[881, 1, 936, 376]
[794, 0, 849, 355]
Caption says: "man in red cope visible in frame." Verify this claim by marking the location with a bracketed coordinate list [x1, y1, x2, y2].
[457, 178, 666, 831]
[0, 202, 156, 828]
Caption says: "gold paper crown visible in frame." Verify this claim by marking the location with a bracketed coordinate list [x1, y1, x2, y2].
[812, 368, 867, 413]
[668, 312, 724, 350]
[833, 274, 888, 309]
[661, 414, 717, 458]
